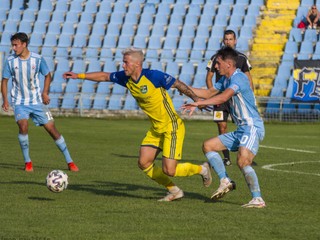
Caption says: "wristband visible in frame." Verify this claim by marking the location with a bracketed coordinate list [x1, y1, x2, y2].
[78, 73, 86, 79]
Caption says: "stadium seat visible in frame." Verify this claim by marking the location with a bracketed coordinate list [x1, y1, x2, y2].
[207, 36, 222, 52]
[69, 1, 83, 12]
[289, 28, 303, 42]
[43, 34, 58, 47]
[169, 14, 184, 26]
[48, 93, 61, 109]
[37, 10, 51, 22]
[93, 94, 108, 110]
[95, 11, 109, 24]
[7, 9, 22, 21]
[184, 14, 199, 26]
[55, 0, 68, 11]
[127, 1, 142, 14]
[181, 25, 196, 38]
[199, 14, 214, 27]
[117, 35, 132, 49]
[108, 94, 123, 110]
[102, 36, 118, 49]
[214, 15, 229, 27]
[18, 20, 33, 34]
[172, 95, 186, 110]
[61, 93, 77, 109]
[232, 4, 246, 16]
[29, 33, 43, 47]
[157, 3, 171, 15]
[299, 41, 314, 55]
[81, 81, 96, 94]
[304, 29, 318, 42]
[178, 36, 193, 50]
[79, 12, 94, 24]
[84, 1, 98, 13]
[40, 0, 54, 11]
[165, 61, 180, 77]
[180, 62, 195, 76]
[65, 82, 80, 94]
[228, 14, 244, 28]
[123, 94, 138, 110]
[106, 23, 121, 37]
[22, 9, 36, 22]
[163, 36, 179, 50]
[148, 36, 162, 50]
[236, 37, 249, 52]
[243, 15, 257, 27]
[192, 73, 207, 88]
[78, 93, 94, 110]
[133, 35, 147, 49]
[193, 36, 207, 51]
[190, 50, 204, 62]
[124, 12, 139, 25]
[161, 49, 174, 60]
[284, 41, 298, 54]
[109, 12, 125, 24]
[179, 73, 193, 86]
[175, 49, 189, 62]
[120, 23, 136, 37]
[51, 10, 66, 23]
[154, 14, 168, 27]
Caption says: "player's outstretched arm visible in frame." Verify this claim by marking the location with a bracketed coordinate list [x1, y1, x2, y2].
[172, 79, 200, 102]
[63, 71, 111, 82]
[1, 78, 9, 112]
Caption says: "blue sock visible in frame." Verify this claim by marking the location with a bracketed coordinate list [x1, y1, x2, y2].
[242, 166, 261, 198]
[55, 136, 73, 164]
[18, 134, 31, 163]
[205, 151, 227, 180]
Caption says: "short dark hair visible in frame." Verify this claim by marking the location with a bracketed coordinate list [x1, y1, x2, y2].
[224, 29, 237, 39]
[10, 32, 29, 46]
[216, 47, 238, 65]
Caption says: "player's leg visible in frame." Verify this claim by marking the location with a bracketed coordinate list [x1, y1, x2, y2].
[217, 121, 231, 165]
[203, 135, 236, 199]
[33, 105, 78, 171]
[237, 128, 265, 208]
[14, 105, 33, 171]
[161, 120, 212, 187]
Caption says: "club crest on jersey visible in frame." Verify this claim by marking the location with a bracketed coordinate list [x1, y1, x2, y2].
[140, 85, 148, 94]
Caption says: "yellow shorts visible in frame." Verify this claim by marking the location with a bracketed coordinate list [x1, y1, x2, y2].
[141, 119, 185, 160]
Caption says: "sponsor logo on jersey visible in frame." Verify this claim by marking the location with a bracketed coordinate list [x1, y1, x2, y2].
[140, 85, 148, 94]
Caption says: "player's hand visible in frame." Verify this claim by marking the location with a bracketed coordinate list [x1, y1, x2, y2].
[42, 93, 50, 105]
[63, 72, 77, 79]
[2, 101, 9, 112]
[181, 102, 198, 116]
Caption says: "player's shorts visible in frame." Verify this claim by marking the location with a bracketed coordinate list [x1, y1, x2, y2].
[213, 103, 229, 122]
[218, 125, 265, 155]
[14, 104, 54, 126]
[141, 118, 185, 160]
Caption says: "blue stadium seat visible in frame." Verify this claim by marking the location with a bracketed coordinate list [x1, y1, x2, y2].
[181, 25, 196, 38]
[106, 23, 120, 37]
[144, 3, 156, 14]
[124, 12, 139, 25]
[48, 93, 61, 109]
[166, 25, 181, 37]
[175, 49, 189, 62]
[243, 15, 257, 27]
[22, 9, 36, 22]
[4, 20, 18, 34]
[18, 20, 33, 34]
[236, 37, 249, 52]
[299, 41, 314, 55]
[120, 23, 135, 37]
[193, 36, 207, 51]
[96, 82, 111, 94]
[192, 73, 207, 88]
[37, 10, 51, 22]
[207, 36, 222, 52]
[169, 14, 184, 26]
[93, 94, 108, 110]
[210, 26, 225, 39]
[72, 59, 87, 73]
[127, 1, 142, 14]
[289, 28, 303, 42]
[297, 53, 311, 60]
[149, 60, 164, 71]
[108, 94, 123, 110]
[146, 50, 159, 62]
[109, 12, 125, 24]
[47, 22, 62, 35]
[154, 14, 168, 26]
[88, 35, 102, 48]
[136, 23, 151, 37]
[179, 73, 193, 86]
[196, 25, 210, 39]
[61, 93, 77, 109]
[314, 42, 320, 54]
[41, 47, 54, 57]
[43, 34, 57, 47]
[202, 3, 217, 16]
[188, 3, 201, 16]
[133, 35, 147, 49]
[76, 22, 90, 35]
[284, 41, 298, 54]
[178, 36, 193, 50]
[148, 36, 162, 49]
[163, 36, 178, 50]
[161, 49, 174, 60]
[228, 14, 244, 28]
[157, 3, 171, 15]
[180, 62, 195, 75]
[29, 33, 43, 47]
[112, 83, 126, 95]
[232, 4, 246, 16]
[55, 0, 68, 12]
[240, 26, 253, 39]
[117, 35, 132, 49]
[95, 11, 109, 24]
[7, 9, 22, 21]
[190, 50, 204, 62]
[172, 95, 186, 110]
[123, 94, 138, 110]
[81, 81, 96, 94]
[102, 35, 118, 49]
[184, 14, 199, 26]
[77, 93, 94, 110]
[58, 33, 73, 48]
[40, 0, 54, 11]
[69, 1, 83, 12]
[65, 11, 80, 24]
[139, 12, 153, 25]
[51, 10, 66, 23]
[165, 61, 180, 77]
[73, 34, 87, 48]
[65, 82, 80, 94]
[0, 0, 10, 10]
[304, 29, 318, 42]
[79, 12, 94, 24]
[84, 1, 98, 13]
[199, 14, 214, 27]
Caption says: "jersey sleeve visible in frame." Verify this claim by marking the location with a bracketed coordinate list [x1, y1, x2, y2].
[213, 76, 225, 91]
[39, 57, 50, 76]
[145, 69, 176, 90]
[2, 59, 11, 79]
[109, 71, 129, 87]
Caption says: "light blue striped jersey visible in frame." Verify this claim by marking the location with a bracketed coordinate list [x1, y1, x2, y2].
[2, 52, 50, 105]
[214, 69, 264, 132]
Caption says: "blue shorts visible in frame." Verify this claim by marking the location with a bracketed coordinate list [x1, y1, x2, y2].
[218, 126, 265, 155]
[14, 104, 54, 126]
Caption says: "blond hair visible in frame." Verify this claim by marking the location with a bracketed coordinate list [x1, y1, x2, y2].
[122, 47, 144, 64]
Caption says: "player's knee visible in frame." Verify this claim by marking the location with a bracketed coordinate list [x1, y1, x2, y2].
[163, 168, 175, 177]
[202, 140, 213, 153]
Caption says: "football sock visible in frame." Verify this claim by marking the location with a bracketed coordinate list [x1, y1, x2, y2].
[143, 163, 173, 188]
[55, 136, 73, 164]
[241, 165, 262, 198]
[222, 149, 230, 160]
[205, 151, 227, 179]
[174, 163, 202, 177]
[18, 134, 31, 163]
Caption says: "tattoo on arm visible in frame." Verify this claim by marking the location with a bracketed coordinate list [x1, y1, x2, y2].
[173, 79, 199, 102]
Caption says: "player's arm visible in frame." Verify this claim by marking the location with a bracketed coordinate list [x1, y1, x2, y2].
[42, 73, 52, 105]
[171, 79, 200, 102]
[63, 71, 111, 82]
[189, 86, 220, 99]
[206, 70, 214, 89]
[244, 71, 254, 91]
[182, 88, 234, 116]
[1, 78, 9, 112]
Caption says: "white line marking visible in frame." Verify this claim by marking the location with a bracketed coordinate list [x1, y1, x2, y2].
[262, 161, 320, 177]
[260, 145, 316, 154]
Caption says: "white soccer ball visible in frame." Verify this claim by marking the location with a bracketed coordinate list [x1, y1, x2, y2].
[46, 170, 68, 193]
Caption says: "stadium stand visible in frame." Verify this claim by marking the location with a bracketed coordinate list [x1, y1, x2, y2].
[0, 0, 318, 121]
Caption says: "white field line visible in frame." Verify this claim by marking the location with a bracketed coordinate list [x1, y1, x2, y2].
[262, 161, 320, 177]
[260, 145, 316, 154]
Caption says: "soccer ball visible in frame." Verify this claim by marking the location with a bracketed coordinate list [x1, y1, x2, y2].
[46, 170, 68, 193]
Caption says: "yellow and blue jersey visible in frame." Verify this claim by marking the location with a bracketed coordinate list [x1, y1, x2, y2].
[110, 69, 180, 133]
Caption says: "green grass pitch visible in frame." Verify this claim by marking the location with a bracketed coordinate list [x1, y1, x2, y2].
[0, 116, 319, 240]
